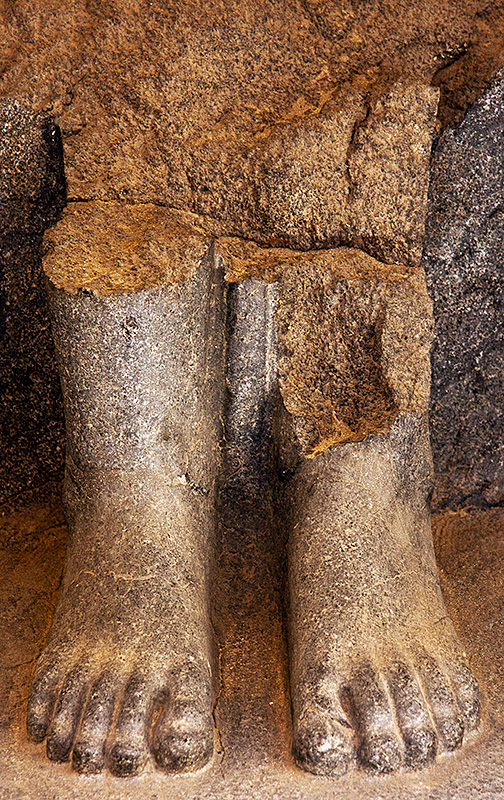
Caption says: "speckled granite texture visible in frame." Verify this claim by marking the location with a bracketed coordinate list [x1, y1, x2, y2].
[1, 6, 504, 794]
[1, 2, 504, 507]
[0, 489, 504, 799]
[0, 102, 66, 504]
[423, 69, 504, 508]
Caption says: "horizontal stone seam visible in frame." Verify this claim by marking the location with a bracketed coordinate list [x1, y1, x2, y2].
[57, 198, 419, 269]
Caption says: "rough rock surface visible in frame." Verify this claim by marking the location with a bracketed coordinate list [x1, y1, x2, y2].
[276, 250, 433, 456]
[0, 0, 486, 260]
[44, 201, 433, 462]
[44, 201, 211, 294]
[186, 82, 438, 262]
[0, 1, 498, 783]
[0, 102, 66, 504]
[1, 1, 504, 503]
[217, 241, 433, 457]
[423, 70, 504, 508]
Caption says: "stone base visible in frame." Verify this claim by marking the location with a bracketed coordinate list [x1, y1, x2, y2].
[1, 486, 503, 800]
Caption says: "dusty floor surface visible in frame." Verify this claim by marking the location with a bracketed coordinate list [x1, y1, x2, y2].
[0, 483, 503, 800]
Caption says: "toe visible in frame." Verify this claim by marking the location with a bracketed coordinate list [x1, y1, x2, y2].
[401, 727, 436, 770]
[107, 673, 151, 777]
[387, 662, 436, 769]
[449, 661, 480, 733]
[153, 702, 214, 773]
[46, 667, 89, 762]
[27, 664, 60, 743]
[72, 670, 119, 774]
[417, 654, 464, 752]
[359, 733, 403, 774]
[152, 662, 214, 774]
[293, 706, 354, 777]
[348, 666, 403, 774]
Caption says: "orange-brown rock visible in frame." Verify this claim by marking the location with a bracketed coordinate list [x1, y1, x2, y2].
[274, 248, 433, 456]
[2, 0, 504, 266]
[43, 201, 211, 294]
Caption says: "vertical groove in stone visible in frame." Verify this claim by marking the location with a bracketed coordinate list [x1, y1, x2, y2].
[223, 279, 278, 503]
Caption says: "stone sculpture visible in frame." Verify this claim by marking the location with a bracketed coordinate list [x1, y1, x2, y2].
[0, 0, 489, 780]
[19, 132, 478, 780]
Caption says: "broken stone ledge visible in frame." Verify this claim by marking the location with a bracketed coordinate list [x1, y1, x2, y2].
[44, 201, 433, 460]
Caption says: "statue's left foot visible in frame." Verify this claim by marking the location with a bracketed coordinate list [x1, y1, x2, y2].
[286, 414, 480, 776]
[292, 626, 479, 776]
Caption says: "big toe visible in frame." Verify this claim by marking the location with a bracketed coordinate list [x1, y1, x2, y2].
[418, 654, 465, 752]
[293, 708, 354, 777]
[153, 704, 214, 773]
[293, 714, 354, 777]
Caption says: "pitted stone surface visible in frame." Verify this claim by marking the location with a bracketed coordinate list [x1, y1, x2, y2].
[26, 250, 226, 777]
[44, 202, 212, 294]
[423, 69, 504, 507]
[0, 101, 66, 503]
[275, 249, 433, 456]
[0, 2, 502, 792]
[1, 490, 503, 799]
[0, 1, 483, 259]
[0, 101, 65, 236]
[188, 83, 438, 263]
[216, 239, 434, 457]
[2, 2, 504, 502]
[346, 83, 438, 266]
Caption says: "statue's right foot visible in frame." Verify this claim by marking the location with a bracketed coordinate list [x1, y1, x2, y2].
[27, 472, 216, 777]
[28, 206, 225, 776]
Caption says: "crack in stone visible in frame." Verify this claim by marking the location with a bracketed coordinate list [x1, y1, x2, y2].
[344, 102, 371, 211]
[210, 600, 226, 779]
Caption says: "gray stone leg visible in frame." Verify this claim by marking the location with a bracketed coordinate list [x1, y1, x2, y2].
[274, 251, 480, 776]
[285, 412, 478, 775]
[27, 205, 225, 777]
[218, 236, 480, 777]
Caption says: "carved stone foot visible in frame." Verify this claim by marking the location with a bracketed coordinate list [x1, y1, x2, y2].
[27, 206, 225, 776]
[286, 413, 480, 776]
[217, 239, 481, 777]
[27, 471, 217, 777]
